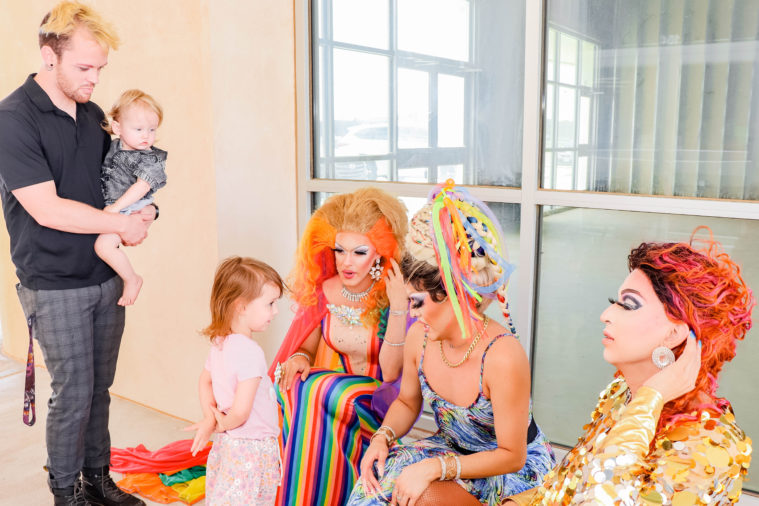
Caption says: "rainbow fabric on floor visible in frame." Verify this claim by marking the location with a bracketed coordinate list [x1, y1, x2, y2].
[276, 368, 382, 505]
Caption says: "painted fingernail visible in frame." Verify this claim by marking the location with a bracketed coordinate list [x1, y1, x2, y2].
[689, 330, 696, 340]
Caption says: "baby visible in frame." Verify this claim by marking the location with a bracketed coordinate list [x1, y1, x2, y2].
[95, 89, 167, 305]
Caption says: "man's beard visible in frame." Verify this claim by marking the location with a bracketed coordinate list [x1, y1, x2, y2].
[56, 72, 91, 104]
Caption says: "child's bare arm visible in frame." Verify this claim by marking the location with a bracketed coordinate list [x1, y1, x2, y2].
[104, 178, 151, 213]
[211, 377, 261, 431]
[185, 369, 217, 455]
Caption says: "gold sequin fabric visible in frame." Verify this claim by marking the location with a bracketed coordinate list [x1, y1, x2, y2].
[510, 378, 752, 505]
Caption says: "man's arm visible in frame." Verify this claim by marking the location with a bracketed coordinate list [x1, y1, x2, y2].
[12, 181, 149, 245]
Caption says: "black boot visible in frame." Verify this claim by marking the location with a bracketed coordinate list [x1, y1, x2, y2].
[81, 466, 145, 506]
[52, 481, 100, 506]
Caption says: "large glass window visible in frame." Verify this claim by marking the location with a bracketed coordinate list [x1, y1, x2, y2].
[532, 208, 759, 487]
[312, 0, 527, 186]
[301, 0, 759, 494]
[541, 1, 759, 199]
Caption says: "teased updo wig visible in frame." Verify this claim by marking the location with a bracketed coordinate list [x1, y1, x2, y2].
[402, 181, 517, 339]
[628, 228, 754, 432]
[289, 187, 407, 326]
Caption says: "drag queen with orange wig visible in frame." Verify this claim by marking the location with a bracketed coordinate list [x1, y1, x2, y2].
[503, 230, 754, 504]
[269, 188, 409, 505]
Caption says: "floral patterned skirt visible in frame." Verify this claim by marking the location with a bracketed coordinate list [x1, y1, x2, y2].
[206, 434, 280, 505]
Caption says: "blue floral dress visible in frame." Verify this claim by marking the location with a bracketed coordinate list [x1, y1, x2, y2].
[347, 334, 556, 505]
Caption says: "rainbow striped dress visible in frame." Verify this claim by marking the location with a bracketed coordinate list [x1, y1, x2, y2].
[276, 309, 388, 505]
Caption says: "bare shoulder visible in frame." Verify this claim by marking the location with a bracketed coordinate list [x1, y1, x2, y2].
[483, 324, 529, 371]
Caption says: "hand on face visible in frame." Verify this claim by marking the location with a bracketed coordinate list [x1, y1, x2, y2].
[386, 258, 408, 311]
[643, 332, 701, 403]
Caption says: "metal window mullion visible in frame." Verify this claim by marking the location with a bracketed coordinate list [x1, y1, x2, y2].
[533, 190, 759, 220]
[323, 0, 335, 180]
[518, 0, 546, 365]
[302, 178, 523, 203]
[430, 71, 439, 175]
[390, 0, 398, 181]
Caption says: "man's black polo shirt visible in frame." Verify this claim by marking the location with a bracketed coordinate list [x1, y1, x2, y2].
[0, 74, 115, 289]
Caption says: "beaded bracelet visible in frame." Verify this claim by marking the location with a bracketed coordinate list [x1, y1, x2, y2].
[382, 339, 405, 347]
[288, 352, 311, 364]
[443, 455, 457, 481]
[389, 309, 408, 316]
[437, 456, 447, 482]
[370, 425, 396, 447]
[379, 424, 397, 441]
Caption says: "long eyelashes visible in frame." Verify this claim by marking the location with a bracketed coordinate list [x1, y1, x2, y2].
[409, 294, 425, 309]
[608, 297, 638, 311]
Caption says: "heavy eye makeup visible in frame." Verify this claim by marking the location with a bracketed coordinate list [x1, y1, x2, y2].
[333, 243, 370, 255]
[607, 296, 641, 311]
[409, 293, 426, 309]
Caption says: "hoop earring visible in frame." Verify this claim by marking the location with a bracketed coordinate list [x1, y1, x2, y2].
[652, 346, 675, 369]
[369, 257, 382, 281]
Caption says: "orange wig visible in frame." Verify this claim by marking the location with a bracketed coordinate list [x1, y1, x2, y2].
[627, 228, 754, 435]
[289, 188, 408, 326]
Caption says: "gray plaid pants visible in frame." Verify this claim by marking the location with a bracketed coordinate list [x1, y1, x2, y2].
[16, 276, 125, 490]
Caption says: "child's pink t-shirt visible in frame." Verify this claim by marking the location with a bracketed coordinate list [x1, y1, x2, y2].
[204, 333, 279, 440]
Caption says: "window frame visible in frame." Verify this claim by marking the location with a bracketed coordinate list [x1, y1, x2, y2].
[294, 0, 759, 474]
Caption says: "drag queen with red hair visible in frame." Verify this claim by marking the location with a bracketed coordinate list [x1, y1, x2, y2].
[503, 230, 754, 504]
[269, 188, 409, 505]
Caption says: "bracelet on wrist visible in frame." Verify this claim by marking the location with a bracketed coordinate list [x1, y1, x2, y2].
[382, 339, 405, 347]
[389, 309, 408, 316]
[288, 352, 311, 364]
[437, 456, 447, 481]
[370, 425, 396, 447]
[443, 454, 457, 480]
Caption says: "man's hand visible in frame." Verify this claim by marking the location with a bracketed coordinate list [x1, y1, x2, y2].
[119, 213, 149, 246]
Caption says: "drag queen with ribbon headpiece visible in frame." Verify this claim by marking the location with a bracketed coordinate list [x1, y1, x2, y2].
[502, 230, 753, 505]
[269, 187, 410, 506]
[348, 181, 555, 506]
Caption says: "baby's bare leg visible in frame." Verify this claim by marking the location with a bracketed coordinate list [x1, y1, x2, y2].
[94, 232, 143, 306]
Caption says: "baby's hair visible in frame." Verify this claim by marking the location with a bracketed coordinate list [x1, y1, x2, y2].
[39, 1, 120, 56]
[102, 89, 163, 135]
[202, 257, 285, 341]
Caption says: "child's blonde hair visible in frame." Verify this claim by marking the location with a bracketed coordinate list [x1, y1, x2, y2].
[39, 1, 120, 55]
[202, 257, 285, 340]
[103, 89, 164, 135]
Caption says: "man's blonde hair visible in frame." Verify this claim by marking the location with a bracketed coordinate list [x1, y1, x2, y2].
[39, 1, 120, 56]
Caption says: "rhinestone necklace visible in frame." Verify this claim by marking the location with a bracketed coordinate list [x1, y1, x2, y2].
[437, 316, 490, 368]
[341, 280, 376, 302]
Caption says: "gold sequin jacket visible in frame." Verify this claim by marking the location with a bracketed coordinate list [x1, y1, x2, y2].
[509, 378, 751, 505]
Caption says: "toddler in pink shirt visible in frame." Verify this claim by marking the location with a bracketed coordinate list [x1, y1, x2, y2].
[186, 256, 284, 505]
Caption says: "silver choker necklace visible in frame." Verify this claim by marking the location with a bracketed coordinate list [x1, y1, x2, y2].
[341, 281, 376, 302]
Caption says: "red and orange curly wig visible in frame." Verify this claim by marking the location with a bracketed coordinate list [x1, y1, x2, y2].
[289, 188, 408, 326]
[627, 227, 755, 433]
